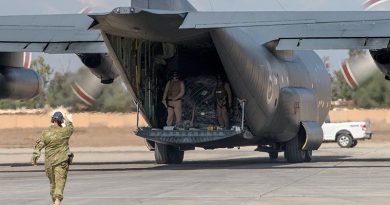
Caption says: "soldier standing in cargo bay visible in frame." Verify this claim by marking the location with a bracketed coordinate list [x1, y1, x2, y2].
[32, 111, 74, 205]
[163, 71, 185, 126]
[214, 75, 232, 129]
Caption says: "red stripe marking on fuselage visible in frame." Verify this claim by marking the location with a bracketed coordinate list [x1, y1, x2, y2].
[342, 62, 358, 89]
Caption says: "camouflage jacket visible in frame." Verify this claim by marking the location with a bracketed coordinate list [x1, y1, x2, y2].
[32, 121, 74, 166]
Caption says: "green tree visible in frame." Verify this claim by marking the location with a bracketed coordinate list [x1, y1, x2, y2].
[92, 80, 135, 112]
[47, 67, 135, 112]
[348, 49, 367, 58]
[331, 70, 354, 101]
[46, 72, 79, 108]
[0, 57, 135, 112]
[31, 56, 53, 87]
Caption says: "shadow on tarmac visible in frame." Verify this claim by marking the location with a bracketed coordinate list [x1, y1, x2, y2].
[3, 155, 390, 173]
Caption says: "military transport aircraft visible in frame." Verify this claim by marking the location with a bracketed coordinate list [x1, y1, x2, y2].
[1, 0, 390, 164]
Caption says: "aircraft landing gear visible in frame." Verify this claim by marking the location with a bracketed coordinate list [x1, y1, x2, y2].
[269, 151, 279, 160]
[154, 143, 184, 164]
[284, 135, 312, 163]
[304, 150, 312, 162]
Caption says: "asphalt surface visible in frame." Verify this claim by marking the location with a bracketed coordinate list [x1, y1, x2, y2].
[1, 143, 390, 205]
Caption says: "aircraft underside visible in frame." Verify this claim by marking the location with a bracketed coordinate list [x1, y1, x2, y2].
[1, 0, 390, 166]
[102, 27, 331, 163]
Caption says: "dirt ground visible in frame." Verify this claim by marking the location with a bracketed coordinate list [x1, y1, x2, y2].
[0, 127, 145, 148]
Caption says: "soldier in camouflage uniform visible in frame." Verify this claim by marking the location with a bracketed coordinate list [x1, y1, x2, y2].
[214, 75, 232, 129]
[32, 111, 74, 205]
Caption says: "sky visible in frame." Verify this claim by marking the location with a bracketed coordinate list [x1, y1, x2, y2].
[0, 0, 372, 72]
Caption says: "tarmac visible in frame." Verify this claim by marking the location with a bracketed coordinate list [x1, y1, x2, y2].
[1, 142, 390, 205]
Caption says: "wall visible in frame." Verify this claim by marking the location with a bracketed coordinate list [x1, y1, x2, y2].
[0, 113, 147, 129]
[0, 110, 389, 129]
[329, 109, 390, 130]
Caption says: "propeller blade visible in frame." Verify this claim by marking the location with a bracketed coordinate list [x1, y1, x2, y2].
[341, 53, 379, 89]
[71, 70, 104, 106]
[23, 52, 32, 68]
[340, 0, 390, 89]
[363, 0, 390, 10]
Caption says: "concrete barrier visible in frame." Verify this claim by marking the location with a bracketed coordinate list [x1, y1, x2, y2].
[329, 109, 390, 130]
[0, 110, 389, 129]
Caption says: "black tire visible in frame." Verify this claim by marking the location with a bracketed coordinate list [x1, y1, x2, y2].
[337, 134, 353, 148]
[154, 143, 184, 164]
[284, 136, 305, 163]
[304, 150, 313, 162]
[269, 152, 279, 160]
[167, 146, 184, 164]
[350, 140, 358, 148]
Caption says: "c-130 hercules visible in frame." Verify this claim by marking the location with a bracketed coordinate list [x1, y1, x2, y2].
[1, 0, 390, 163]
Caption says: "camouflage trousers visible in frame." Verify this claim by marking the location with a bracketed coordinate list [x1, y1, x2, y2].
[45, 161, 69, 202]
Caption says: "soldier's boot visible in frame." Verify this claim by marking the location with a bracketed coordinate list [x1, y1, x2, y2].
[54, 198, 61, 205]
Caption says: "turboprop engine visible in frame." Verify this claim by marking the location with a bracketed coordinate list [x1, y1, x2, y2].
[340, 0, 390, 88]
[71, 53, 119, 106]
[370, 49, 390, 80]
[0, 52, 43, 100]
[77, 53, 118, 84]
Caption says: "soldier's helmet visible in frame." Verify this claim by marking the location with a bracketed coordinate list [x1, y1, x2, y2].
[51, 112, 64, 124]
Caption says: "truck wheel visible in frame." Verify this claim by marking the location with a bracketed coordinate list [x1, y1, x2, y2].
[284, 136, 305, 163]
[337, 134, 353, 148]
[269, 152, 278, 160]
[154, 143, 184, 164]
[350, 140, 358, 148]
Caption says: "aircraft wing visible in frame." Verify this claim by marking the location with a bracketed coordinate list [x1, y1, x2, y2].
[92, 8, 390, 50]
[0, 14, 106, 53]
[182, 11, 390, 50]
[2, 9, 390, 52]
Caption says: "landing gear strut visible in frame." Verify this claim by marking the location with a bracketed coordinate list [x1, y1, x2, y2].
[269, 152, 279, 160]
[154, 143, 184, 164]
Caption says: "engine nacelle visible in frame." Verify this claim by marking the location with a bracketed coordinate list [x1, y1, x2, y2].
[0, 52, 31, 68]
[370, 49, 390, 80]
[77, 53, 119, 84]
[0, 68, 42, 99]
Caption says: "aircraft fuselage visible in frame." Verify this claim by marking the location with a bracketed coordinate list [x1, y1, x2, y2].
[102, 25, 331, 149]
[212, 28, 331, 144]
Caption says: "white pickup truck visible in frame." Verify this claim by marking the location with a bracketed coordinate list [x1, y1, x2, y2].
[322, 120, 373, 148]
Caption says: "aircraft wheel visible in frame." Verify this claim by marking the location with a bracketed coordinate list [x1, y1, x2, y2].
[269, 152, 278, 160]
[144, 139, 155, 151]
[304, 150, 313, 162]
[337, 134, 353, 148]
[154, 143, 184, 164]
[284, 136, 305, 163]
